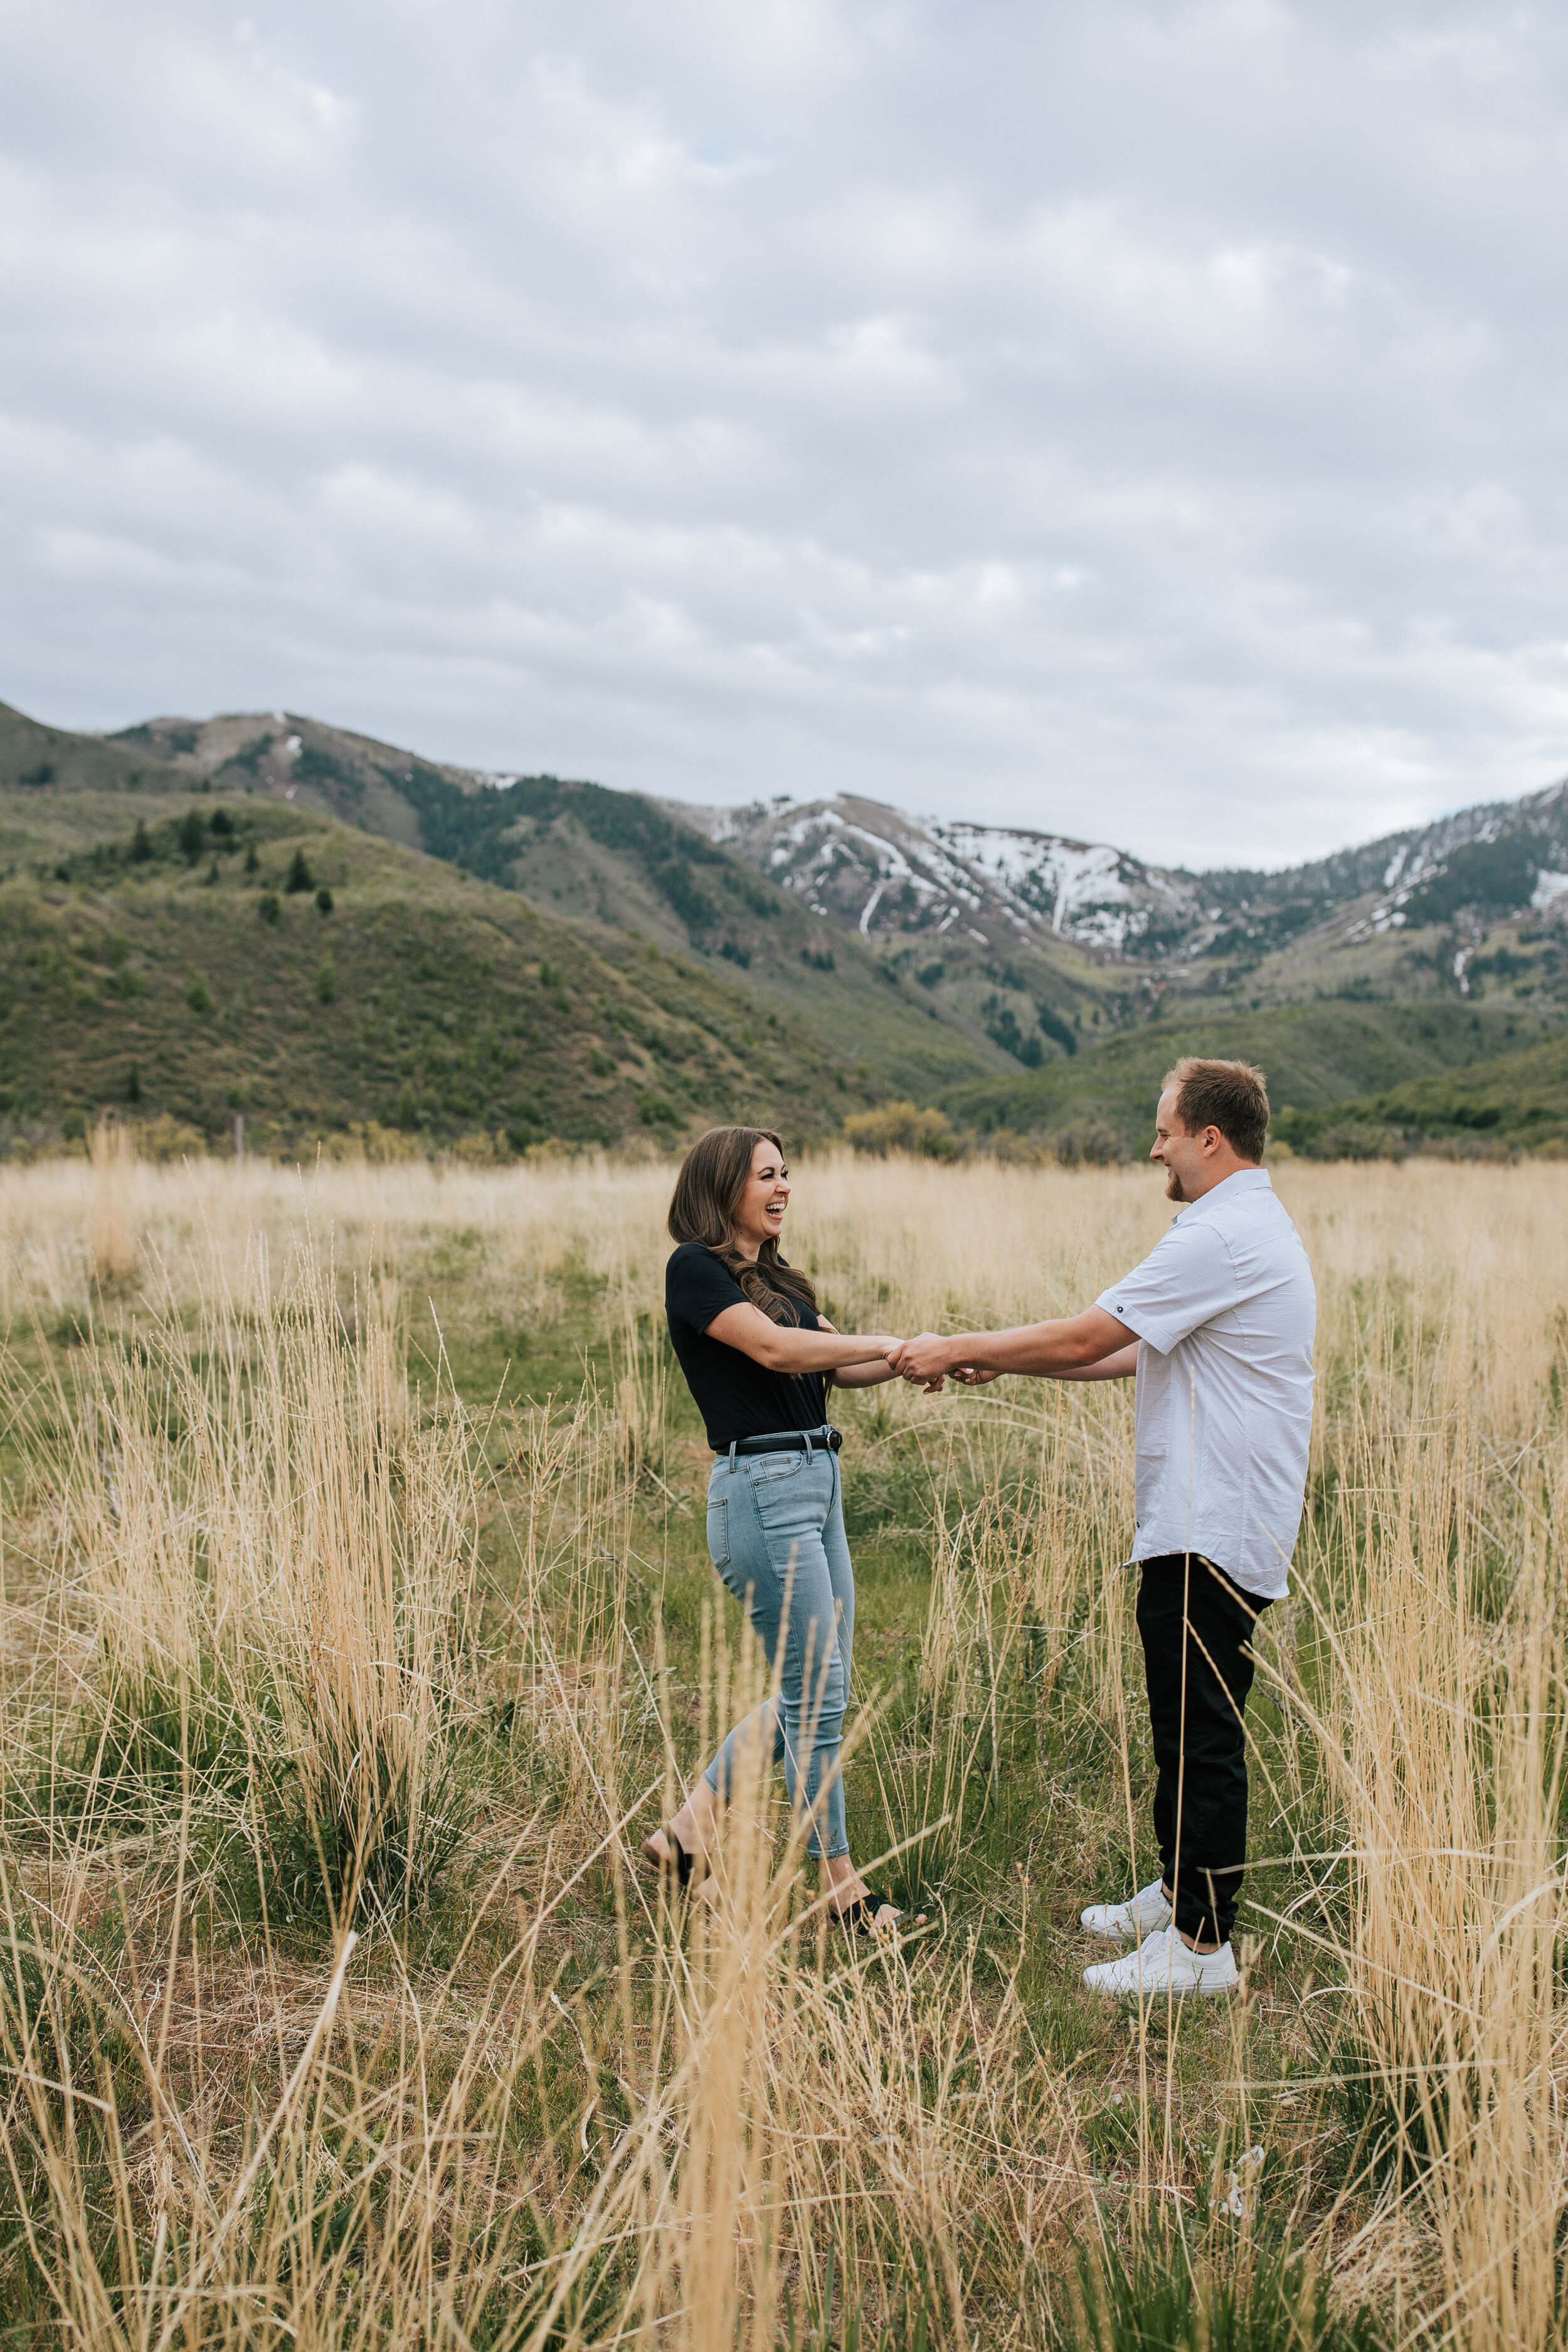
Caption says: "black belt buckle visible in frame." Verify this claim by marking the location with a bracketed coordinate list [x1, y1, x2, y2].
[729, 1424, 841, 1459]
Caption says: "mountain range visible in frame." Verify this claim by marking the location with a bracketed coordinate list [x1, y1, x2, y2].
[3, 693, 1564, 1160]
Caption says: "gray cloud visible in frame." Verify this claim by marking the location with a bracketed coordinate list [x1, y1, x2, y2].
[2, 0, 1566, 865]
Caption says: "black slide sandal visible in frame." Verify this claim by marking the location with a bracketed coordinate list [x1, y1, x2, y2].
[832, 1886, 904, 1937]
[644, 1826, 703, 1895]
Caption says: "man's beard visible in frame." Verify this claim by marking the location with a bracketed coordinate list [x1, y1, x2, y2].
[1163, 1164, 1186, 1203]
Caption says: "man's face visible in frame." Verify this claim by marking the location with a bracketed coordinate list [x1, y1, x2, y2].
[1150, 1084, 1205, 1203]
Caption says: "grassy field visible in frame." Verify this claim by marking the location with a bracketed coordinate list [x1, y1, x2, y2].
[0, 1146, 1564, 2347]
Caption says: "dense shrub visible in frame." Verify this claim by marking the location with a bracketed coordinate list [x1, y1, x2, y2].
[842, 1101, 959, 1158]
[1053, 1122, 1130, 1167]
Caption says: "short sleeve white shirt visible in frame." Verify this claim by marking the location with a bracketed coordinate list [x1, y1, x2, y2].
[1095, 1168, 1316, 1598]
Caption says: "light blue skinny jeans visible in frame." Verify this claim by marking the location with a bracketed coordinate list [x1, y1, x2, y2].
[701, 1441, 854, 1860]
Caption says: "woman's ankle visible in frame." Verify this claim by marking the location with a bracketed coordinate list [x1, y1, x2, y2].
[667, 1783, 722, 1854]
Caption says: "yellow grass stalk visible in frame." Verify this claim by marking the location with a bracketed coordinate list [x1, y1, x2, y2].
[88, 1115, 137, 1287]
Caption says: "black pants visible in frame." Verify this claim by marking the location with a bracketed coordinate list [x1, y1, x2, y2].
[1135, 1554, 1271, 1947]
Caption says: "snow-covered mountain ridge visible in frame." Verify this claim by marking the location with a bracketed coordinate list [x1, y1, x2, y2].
[665, 780, 1568, 967]
[665, 793, 1197, 957]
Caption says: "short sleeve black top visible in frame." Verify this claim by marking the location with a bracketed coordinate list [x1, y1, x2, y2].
[665, 1242, 828, 1451]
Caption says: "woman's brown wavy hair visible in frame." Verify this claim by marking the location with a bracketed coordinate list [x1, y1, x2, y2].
[667, 1126, 818, 1326]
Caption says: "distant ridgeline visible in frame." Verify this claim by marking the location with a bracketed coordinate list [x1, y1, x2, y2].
[2, 694, 1565, 1158]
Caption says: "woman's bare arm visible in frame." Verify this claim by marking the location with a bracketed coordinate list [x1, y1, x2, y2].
[829, 1359, 901, 1388]
[817, 1315, 901, 1389]
[703, 1300, 898, 1375]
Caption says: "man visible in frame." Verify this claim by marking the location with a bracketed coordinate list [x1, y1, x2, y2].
[890, 1058, 1315, 2000]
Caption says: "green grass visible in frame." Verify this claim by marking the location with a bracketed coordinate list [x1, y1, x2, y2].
[1052, 2226, 1385, 2351]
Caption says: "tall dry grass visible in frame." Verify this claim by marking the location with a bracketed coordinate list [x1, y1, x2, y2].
[0, 1151, 1564, 2345]
[15, 1248, 483, 1926]
[88, 1116, 137, 1287]
[1276, 1290, 1568, 2347]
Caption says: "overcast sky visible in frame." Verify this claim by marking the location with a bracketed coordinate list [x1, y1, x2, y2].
[3, 1, 1567, 868]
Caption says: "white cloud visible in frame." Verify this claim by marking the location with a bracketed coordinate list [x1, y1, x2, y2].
[1, 0, 1566, 865]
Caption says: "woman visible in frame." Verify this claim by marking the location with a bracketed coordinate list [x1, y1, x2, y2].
[645, 1126, 920, 1935]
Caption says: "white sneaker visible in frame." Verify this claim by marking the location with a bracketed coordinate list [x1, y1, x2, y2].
[1083, 1926, 1239, 2000]
[1080, 1877, 1172, 1941]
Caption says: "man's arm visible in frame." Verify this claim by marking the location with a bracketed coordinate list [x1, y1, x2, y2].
[953, 1338, 1138, 1385]
[892, 1306, 1132, 1387]
[1054, 1338, 1139, 1381]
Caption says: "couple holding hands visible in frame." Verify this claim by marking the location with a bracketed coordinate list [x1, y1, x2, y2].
[645, 1061, 1315, 1998]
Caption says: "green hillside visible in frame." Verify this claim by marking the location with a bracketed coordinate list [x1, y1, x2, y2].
[1268, 1031, 1568, 1157]
[91, 701, 1046, 1084]
[4, 699, 1023, 1104]
[0, 699, 142, 797]
[937, 999, 1564, 1158]
[0, 797, 914, 1157]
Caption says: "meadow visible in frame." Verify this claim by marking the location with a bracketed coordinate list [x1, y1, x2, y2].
[0, 1139, 1564, 2348]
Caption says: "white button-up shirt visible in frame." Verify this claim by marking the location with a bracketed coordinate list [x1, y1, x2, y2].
[1095, 1168, 1316, 1598]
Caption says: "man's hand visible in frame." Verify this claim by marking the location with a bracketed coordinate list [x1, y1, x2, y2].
[887, 1337, 1000, 1392]
[876, 1337, 941, 1390]
[889, 1332, 953, 1387]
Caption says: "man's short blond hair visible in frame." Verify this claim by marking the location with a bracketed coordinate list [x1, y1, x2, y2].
[1163, 1057, 1269, 1163]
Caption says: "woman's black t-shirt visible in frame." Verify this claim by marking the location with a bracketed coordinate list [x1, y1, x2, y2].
[665, 1242, 828, 1451]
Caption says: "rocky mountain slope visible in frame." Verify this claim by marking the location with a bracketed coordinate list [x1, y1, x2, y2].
[669, 792, 1200, 957]
[668, 781, 1568, 978]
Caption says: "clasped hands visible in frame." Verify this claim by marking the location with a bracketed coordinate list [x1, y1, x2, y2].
[882, 1334, 998, 1394]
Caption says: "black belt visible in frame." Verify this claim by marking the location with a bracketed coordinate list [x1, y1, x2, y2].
[723, 1424, 841, 1459]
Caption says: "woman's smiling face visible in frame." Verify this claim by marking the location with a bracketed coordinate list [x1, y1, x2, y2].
[732, 1138, 791, 1258]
